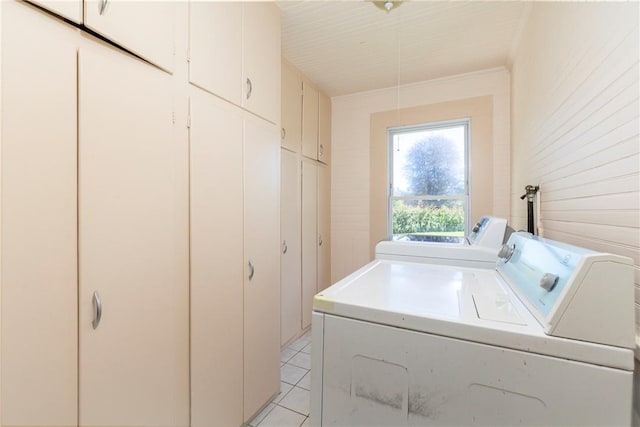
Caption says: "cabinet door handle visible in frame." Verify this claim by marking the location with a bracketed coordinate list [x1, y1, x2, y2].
[92, 291, 102, 330]
[319, 234, 323, 247]
[248, 260, 255, 281]
[98, 0, 108, 15]
[319, 144, 324, 157]
[281, 127, 286, 140]
[282, 240, 288, 254]
[246, 78, 253, 100]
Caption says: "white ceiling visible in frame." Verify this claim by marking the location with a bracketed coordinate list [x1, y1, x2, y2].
[278, 1, 530, 97]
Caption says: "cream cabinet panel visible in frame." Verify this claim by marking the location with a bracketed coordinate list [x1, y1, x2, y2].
[85, 0, 175, 72]
[188, 2, 242, 106]
[318, 91, 332, 165]
[301, 81, 319, 160]
[243, 117, 281, 420]
[318, 164, 331, 292]
[31, 0, 82, 23]
[301, 160, 318, 329]
[1, 3, 78, 425]
[281, 149, 302, 345]
[190, 90, 244, 427]
[281, 60, 302, 152]
[242, 2, 281, 124]
[78, 45, 189, 426]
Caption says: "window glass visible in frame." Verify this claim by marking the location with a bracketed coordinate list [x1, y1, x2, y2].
[388, 121, 469, 240]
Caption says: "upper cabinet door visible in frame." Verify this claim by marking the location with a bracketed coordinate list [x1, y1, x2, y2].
[281, 60, 302, 152]
[78, 44, 189, 427]
[302, 81, 319, 160]
[30, 0, 83, 23]
[242, 2, 281, 124]
[188, 2, 242, 105]
[318, 91, 332, 165]
[84, 0, 176, 72]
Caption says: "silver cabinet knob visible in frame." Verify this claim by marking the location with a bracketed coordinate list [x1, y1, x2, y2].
[99, 0, 108, 15]
[282, 240, 288, 254]
[248, 260, 255, 281]
[92, 291, 102, 329]
[281, 127, 286, 140]
[246, 78, 253, 100]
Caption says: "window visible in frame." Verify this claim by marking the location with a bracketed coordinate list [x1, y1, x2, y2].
[388, 119, 469, 240]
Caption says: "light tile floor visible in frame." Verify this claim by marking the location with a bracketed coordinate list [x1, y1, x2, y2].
[249, 330, 312, 427]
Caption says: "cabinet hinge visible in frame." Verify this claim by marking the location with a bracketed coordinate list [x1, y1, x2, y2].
[187, 115, 191, 129]
[172, 112, 176, 125]
[186, 49, 191, 63]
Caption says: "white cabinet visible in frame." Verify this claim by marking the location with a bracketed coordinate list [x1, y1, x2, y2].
[318, 91, 332, 165]
[244, 116, 281, 419]
[1, 3, 78, 425]
[31, 0, 82, 23]
[318, 164, 332, 292]
[189, 2, 280, 124]
[243, 2, 281, 124]
[302, 81, 319, 160]
[281, 60, 302, 152]
[302, 81, 332, 164]
[189, 90, 281, 425]
[77, 43, 189, 427]
[281, 149, 302, 345]
[301, 161, 331, 328]
[85, 0, 176, 72]
[301, 160, 319, 329]
[190, 90, 244, 427]
[188, 2, 242, 106]
[279, 62, 332, 341]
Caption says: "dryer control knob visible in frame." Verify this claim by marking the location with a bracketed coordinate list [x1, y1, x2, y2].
[472, 222, 481, 233]
[540, 273, 559, 292]
[498, 244, 514, 261]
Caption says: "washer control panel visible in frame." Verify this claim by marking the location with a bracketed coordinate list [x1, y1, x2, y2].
[496, 232, 634, 349]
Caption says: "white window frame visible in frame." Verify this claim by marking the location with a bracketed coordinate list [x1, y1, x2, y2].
[387, 118, 471, 239]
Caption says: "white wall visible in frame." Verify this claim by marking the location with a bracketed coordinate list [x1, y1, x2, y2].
[510, 2, 639, 340]
[331, 69, 510, 282]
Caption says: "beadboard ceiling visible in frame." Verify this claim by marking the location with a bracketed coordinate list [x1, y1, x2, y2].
[278, 1, 530, 97]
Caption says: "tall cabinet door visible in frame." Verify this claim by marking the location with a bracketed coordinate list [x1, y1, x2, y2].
[281, 149, 302, 346]
[78, 44, 189, 427]
[318, 164, 332, 292]
[301, 160, 318, 329]
[243, 117, 281, 420]
[190, 90, 244, 427]
[1, 3, 78, 425]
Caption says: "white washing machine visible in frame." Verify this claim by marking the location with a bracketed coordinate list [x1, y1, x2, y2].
[376, 216, 508, 268]
[311, 232, 635, 426]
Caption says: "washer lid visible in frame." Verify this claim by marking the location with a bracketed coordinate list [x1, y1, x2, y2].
[314, 259, 634, 371]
